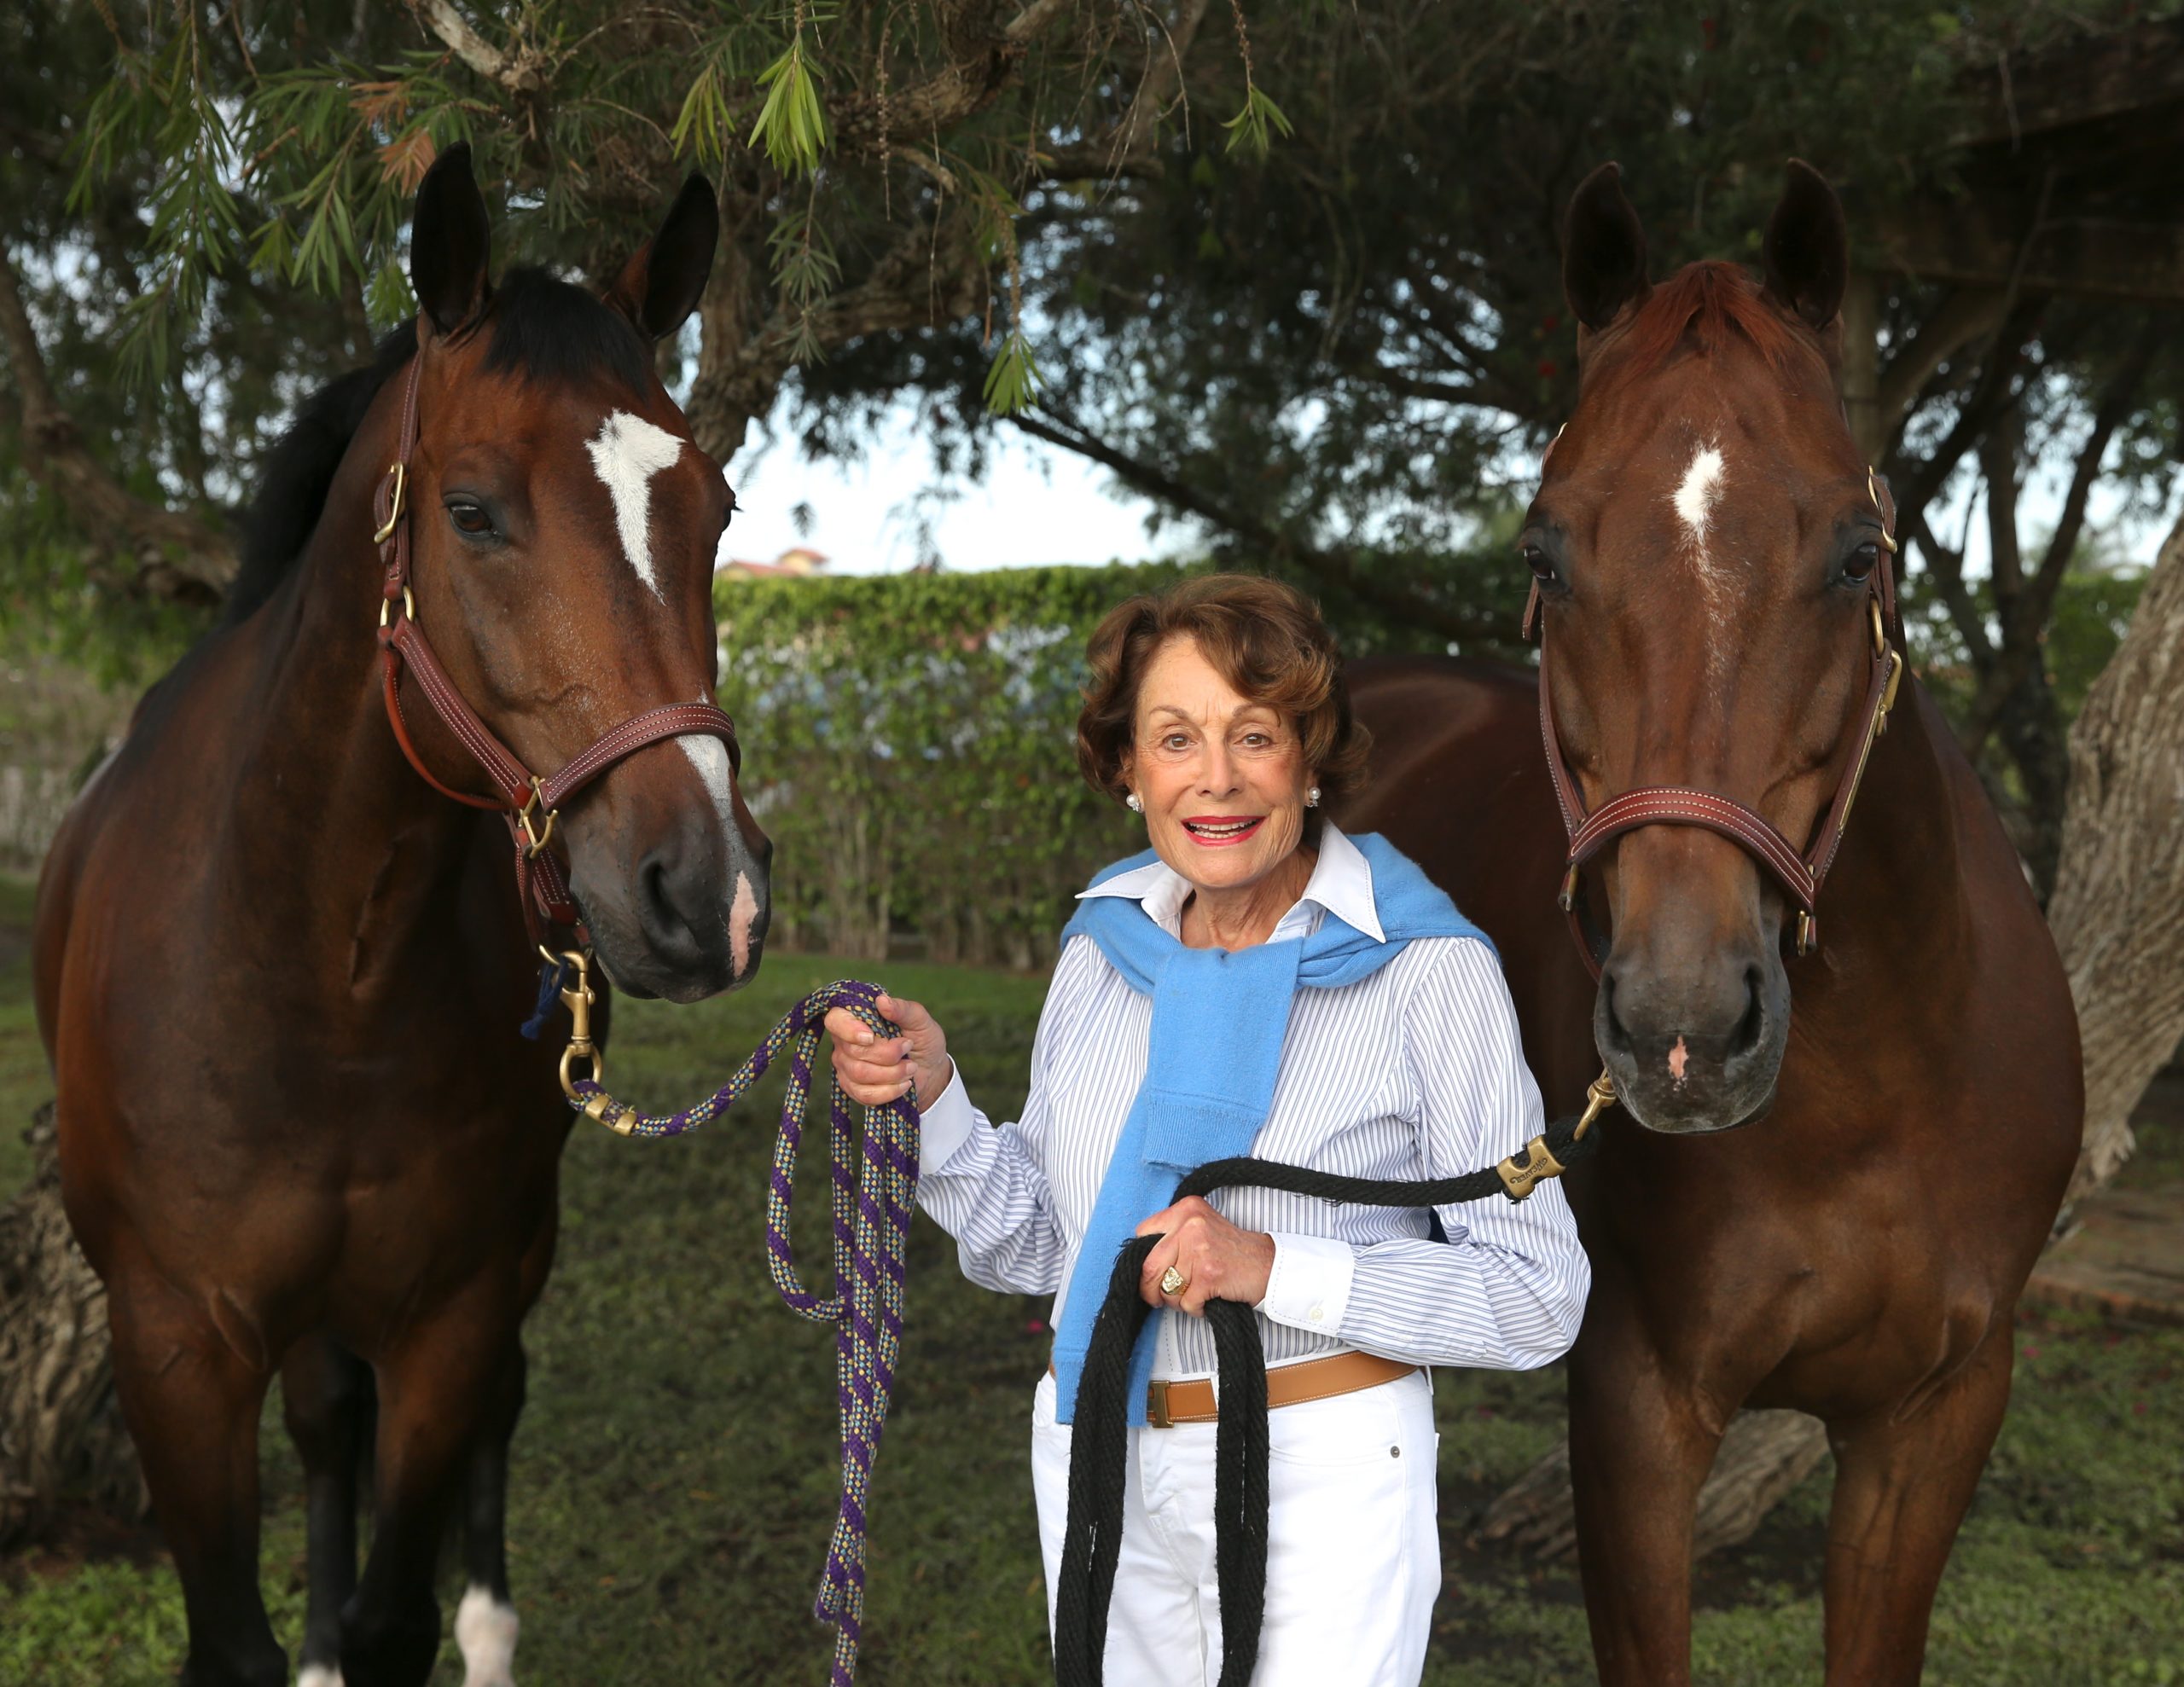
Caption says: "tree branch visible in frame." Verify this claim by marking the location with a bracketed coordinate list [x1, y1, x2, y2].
[1884, 296, 2045, 540]
[832, 0, 1082, 159]
[1904, 506, 1993, 667]
[415, 0, 546, 94]
[1107, 0, 1211, 166]
[685, 213, 986, 461]
[1335, 360, 1493, 410]
[1875, 286, 2007, 453]
[0, 250, 232, 597]
[1959, 317, 2159, 756]
[1006, 407, 1507, 646]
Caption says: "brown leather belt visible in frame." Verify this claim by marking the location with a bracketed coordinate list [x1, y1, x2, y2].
[1055, 1350, 1419, 1429]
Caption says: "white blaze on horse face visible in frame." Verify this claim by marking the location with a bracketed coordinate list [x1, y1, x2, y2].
[456, 1583, 520, 1687]
[679, 733, 736, 831]
[1672, 439, 1734, 687]
[297, 1667, 344, 1687]
[677, 704, 760, 966]
[585, 411, 684, 604]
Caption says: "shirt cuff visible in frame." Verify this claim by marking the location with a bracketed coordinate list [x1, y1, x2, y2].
[913, 1061, 979, 1174]
[1254, 1232, 1357, 1338]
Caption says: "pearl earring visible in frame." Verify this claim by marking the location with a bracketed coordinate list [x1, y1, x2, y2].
[1306, 786, 1321, 808]
[1126, 792, 1143, 813]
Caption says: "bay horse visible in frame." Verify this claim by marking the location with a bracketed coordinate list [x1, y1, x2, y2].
[33, 145, 770, 1687]
[1343, 162, 2081, 1684]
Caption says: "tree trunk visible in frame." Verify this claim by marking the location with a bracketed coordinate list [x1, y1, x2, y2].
[1482, 513, 2184, 1563]
[2044, 512, 2184, 1207]
[1479, 1407, 1830, 1561]
[0, 1104, 143, 1549]
[1839, 273, 1882, 464]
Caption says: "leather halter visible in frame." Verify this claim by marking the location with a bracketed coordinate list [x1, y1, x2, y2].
[369, 337, 741, 946]
[1520, 443, 1905, 981]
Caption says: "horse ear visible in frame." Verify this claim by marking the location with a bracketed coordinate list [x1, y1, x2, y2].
[605, 176, 720, 340]
[410, 142, 491, 338]
[1762, 159, 1849, 331]
[1563, 162, 1651, 333]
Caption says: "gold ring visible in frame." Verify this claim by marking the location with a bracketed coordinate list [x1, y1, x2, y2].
[1159, 1265, 1187, 1296]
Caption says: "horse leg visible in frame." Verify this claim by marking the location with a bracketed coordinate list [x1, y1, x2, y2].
[106, 1268, 287, 1687]
[282, 1331, 374, 1687]
[338, 1289, 515, 1687]
[1819, 1326, 2014, 1685]
[1566, 1335, 1727, 1687]
[452, 1342, 526, 1687]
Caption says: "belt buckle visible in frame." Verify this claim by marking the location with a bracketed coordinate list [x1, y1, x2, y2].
[1146, 1378, 1172, 1429]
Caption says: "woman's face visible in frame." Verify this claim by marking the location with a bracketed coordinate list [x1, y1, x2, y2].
[1121, 635, 1312, 899]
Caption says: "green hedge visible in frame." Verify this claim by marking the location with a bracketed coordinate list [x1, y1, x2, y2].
[715, 563, 1188, 968]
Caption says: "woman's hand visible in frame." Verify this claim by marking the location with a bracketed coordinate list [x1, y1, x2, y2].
[1135, 1196, 1276, 1316]
[823, 993, 954, 1114]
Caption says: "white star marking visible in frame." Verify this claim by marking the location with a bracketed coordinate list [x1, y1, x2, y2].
[1673, 443, 1725, 561]
[584, 411, 684, 603]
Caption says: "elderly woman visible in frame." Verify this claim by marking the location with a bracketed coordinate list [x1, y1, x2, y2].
[828, 573, 1588, 1684]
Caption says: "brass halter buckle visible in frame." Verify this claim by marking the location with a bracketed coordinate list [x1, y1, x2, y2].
[377, 586, 417, 629]
[518, 777, 560, 859]
[372, 461, 407, 546]
[1865, 466, 1900, 553]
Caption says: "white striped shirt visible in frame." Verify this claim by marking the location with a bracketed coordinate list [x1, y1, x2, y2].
[914, 824, 1590, 1383]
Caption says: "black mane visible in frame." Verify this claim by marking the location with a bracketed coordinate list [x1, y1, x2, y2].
[224, 270, 653, 624]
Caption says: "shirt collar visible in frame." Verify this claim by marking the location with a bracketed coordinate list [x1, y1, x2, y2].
[1075, 820, 1385, 944]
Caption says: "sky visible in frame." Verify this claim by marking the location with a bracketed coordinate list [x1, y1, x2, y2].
[712, 387, 2172, 585]
[717, 398, 1183, 576]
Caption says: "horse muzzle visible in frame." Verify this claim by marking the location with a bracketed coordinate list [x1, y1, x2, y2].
[1593, 935, 1789, 1134]
[569, 803, 771, 1004]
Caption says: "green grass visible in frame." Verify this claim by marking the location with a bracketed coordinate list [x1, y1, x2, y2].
[2, 948, 2181, 1683]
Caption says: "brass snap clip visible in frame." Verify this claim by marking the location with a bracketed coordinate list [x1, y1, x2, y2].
[1571, 1070, 1617, 1141]
[1500, 1070, 1618, 1202]
[549, 947, 605, 1100]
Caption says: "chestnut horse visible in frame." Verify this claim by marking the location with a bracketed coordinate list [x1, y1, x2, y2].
[34, 147, 770, 1687]
[1344, 163, 2080, 1684]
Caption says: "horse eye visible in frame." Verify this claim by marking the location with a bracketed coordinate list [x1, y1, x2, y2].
[447, 501, 494, 536]
[1844, 541, 1879, 583]
[1522, 543, 1559, 585]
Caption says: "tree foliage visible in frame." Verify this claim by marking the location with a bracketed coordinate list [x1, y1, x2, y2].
[4, 2, 2181, 882]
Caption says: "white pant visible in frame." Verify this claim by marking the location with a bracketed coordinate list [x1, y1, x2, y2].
[1030, 1365, 1441, 1686]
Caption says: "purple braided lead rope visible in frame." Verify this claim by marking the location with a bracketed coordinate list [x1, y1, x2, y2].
[567, 978, 919, 1686]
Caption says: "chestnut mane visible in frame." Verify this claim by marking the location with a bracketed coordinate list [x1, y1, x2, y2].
[1605, 259, 1815, 384]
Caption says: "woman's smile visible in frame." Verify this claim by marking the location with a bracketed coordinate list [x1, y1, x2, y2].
[1182, 814, 1265, 845]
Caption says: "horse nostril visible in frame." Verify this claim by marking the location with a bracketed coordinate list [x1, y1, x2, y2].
[636, 846, 700, 957]
[1598, 972, 1635, 1058]
[1728, 965, 1767, 1061]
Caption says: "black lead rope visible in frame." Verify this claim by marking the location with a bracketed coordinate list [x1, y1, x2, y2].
[1052, 1087, 1612, 1687]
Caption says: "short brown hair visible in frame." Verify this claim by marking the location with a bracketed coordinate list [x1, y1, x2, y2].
[1074, 573, 1371, 811]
